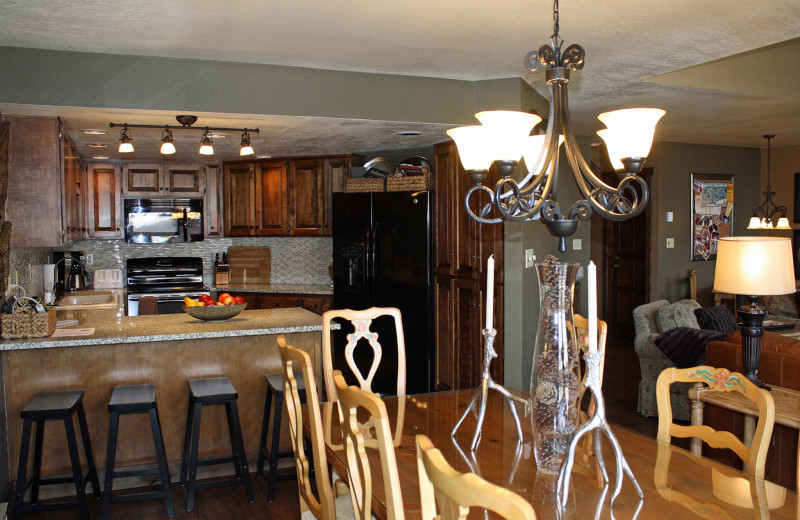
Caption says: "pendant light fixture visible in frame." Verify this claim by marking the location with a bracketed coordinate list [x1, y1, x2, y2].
[118, 124, 134, 153]
[160, 127, 176, 155]
[109, 115, 259, 157]
[447, 0, 665, 251]
[748, 134, 790, 230]
[199, 128, 214, 156]
[240, 130, 254, 156]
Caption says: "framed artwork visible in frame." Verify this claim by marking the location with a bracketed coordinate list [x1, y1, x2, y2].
[691, 173, 733, 261]
[793, 230, 800, 279]
[793, 173, 800, 223]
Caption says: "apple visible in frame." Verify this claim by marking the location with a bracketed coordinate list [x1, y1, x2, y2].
[233, 296, 246, 305]
[218, 293, 231, 302]
[199, 294, 212, 303]
[220, 295, 234, 305]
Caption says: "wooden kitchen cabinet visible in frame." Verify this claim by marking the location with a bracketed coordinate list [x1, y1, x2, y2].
[5, 116, 85, 246]
[86, 163, 122, 238]
[123, 162, 205, 197]
[219, 292, 332, 315]
[289, 159, 324, 235]
[205, 164, 224, 237]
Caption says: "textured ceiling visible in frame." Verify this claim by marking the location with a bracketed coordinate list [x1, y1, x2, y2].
[1, 0, 799, 160]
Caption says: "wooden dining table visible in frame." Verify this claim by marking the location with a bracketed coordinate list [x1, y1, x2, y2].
[310, 388, 798, 519]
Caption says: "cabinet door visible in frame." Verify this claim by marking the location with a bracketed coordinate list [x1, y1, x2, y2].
[433, 142, 456, 276]
[434, 276, 454, 391]
[123, 164, 163, 196]
[477, 164, 505, 284]
[258, 295, 302, 308]
[61, 134, 85, 242]
[255, 161, 288, 235]
[453, 277, 482, 390]
[86, 163, 122, 238]
[205, 164, 224, 237]
[323, 156, 353, 236]
[164, 164, 205, 196]
[302, 295, 332, 315]
[289, 159, 324, 235]
[455, 155, 480, 279]
[224, 162, 255, 236]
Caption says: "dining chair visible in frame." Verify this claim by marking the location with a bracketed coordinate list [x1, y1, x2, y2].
[278, 336, 356, 520]
[573, 313, 608, 418]
[138, 295, 158, 315]
[656, 366, 775, 478]
[333, 371, 404, 520]
[415, 434, 536, 520]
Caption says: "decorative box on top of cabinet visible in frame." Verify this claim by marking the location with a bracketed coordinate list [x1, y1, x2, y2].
[123, 163, 205, 197]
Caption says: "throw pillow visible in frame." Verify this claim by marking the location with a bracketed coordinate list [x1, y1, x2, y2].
[763, 294, 799, 319]
[654, 327, 729, 368]
[656, 299, 701, 333]
[694, 305, 739, 334]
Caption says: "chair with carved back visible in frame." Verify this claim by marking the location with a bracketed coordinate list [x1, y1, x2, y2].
[415, 434, 536, 520]
[333, 371, 404, 520]
[278, 336, 356, 520]
[322, 308, 406, 447]
[656, 366, 775, 479]
[573, 313, 608, 419]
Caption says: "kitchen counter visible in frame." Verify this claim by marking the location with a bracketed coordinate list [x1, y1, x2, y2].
[0, 307, 326, 351]
[212, 283, 332, 295]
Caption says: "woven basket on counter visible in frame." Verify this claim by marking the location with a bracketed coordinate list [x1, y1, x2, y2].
[345, 173, 430, 193]
[1, 307, 56, 339]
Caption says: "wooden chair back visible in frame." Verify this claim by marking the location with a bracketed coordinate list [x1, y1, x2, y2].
[322, 307, 406, 403]
[415, 434, 536, 520]
[656, 366, 775, 478]
[573, 313, 607, 416]
[138, 295, 158, 315]
[278, 335, 336, 519]
[689, 269, 698, 301]
[333, 372, 404, 520]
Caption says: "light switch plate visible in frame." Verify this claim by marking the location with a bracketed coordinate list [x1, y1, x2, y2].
[525, 249, 535, 268]
[572, 239, 582, 250]
[666, 238, 674, 248]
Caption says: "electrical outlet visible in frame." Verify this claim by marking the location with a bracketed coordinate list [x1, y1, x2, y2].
[86, 254, 94, 265]
[666, 238, 675, 248]
[525, 249, 535, 268]
[572, 238, 582, 250]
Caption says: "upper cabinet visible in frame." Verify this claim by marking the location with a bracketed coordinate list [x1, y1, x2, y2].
[223, 154, 360, 237]
[5, 116, 85, 247]
[205, 164, 224, 238]
[86, 163, 121, 238]
[123, 163, 205, 197]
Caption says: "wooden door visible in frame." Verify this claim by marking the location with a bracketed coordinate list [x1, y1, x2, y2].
[255, 161, 288, 235]
[454, 277, 481, 390]
[603, 168, 652, 340]
[289, 159, 324, 235]
[86, 164, 121, 238]
[433, 142, 456, 276]
[455, 153, 480, 279]
[224, 162, 255, 236]
[164, 164, 205, 196]
[123, 164, 163, 196]
[205, 164, 223, 237]
[434, 275, 454, 390]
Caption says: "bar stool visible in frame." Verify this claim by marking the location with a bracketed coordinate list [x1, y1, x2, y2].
[13, 389, 100, 520]
[180, 376, 254, 512]
[256, 372, 306, 502]
[102, 384, 174, 519]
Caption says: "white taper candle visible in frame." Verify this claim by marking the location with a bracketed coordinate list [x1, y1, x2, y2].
[588, 260, 597, 353]
[485, 255, 495, 331]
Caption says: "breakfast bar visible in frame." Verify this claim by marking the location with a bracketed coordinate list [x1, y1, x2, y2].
[0, 307, 326, 483]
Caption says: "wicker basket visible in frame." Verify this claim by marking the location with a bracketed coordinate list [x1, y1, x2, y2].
[345, 173, 429, 193]
[1, 307, 56, 339]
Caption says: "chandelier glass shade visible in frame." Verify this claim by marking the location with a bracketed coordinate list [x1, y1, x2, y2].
[447, 0, 665, 251]
[747, 134, 790, 230]
[159, 127, 176, 155]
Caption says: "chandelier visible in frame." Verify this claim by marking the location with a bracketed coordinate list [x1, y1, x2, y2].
[747, 134, 790, 230]
[447, 0, 665, 251]
[109, 115, 260, 157]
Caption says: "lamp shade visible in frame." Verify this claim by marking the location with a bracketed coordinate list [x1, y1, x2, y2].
[475, 110, 542, 162]
[714, 237, 796, 296]
[596, 108, 665, 160]
[523, 134, 564, 174]
[447, 126, 494, 171]
[596, 129, 624, 171]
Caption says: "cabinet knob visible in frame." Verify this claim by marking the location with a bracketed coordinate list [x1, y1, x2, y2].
[159, 187, 164, 191]
[210, 226, 215, 230]
[165, 187, 169, 191]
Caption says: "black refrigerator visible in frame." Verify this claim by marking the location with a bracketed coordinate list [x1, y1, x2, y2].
[332, 191, 434, 395]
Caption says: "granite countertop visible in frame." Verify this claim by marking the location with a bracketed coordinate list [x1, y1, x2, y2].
[211, 284, 333, 295]
[0, 307, 328, 351]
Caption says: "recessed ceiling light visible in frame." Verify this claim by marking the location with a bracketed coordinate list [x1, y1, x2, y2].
[87, 143, 108, 148]
[255, 154, 272, 159]
[92, 155, 110, 160]
[398, 131, 421, 136]
[207, 133, 227, 139]
[81, 129, 107, 135]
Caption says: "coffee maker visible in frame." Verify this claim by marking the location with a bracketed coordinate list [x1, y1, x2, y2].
[51, 251, 87, 296]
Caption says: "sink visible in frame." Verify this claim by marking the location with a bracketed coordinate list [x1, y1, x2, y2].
[56, 290, 119, 309]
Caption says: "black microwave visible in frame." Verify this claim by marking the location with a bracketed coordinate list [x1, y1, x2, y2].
[124, 198, 204, 243]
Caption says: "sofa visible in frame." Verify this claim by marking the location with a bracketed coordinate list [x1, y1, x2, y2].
[705, 331, 800, 490]
[633, 299, 702, 421]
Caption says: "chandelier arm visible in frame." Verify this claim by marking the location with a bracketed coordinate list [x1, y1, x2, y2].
[464, 185, 505, 224]
[493, 163, 557, 221]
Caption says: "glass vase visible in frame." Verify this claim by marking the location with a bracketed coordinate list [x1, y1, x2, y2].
[530, 260, 580, 474]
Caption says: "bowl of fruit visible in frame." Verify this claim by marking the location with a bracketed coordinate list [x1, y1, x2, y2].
[183, 293, 247, 321]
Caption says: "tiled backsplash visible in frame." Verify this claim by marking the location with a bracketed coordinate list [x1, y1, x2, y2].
[9, 237, 332, 299]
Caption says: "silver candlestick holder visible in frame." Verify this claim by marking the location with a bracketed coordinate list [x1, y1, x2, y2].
[556, 350, 643, 507]
[451, 328, 529, 450]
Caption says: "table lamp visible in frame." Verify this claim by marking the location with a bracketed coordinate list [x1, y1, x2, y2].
[713, 236, 796, 387]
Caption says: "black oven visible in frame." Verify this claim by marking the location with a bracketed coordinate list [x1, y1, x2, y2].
[126, 257, 209, 316]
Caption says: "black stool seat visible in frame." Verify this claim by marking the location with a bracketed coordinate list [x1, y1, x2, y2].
[180, 376, 254, 512]
[102, 384, 173, 519]
[256, 372, 306, 502]
[13, 388, 100, 520]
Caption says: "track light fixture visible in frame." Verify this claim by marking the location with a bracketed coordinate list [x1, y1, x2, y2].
[109, 115, 259, 156]
[240, 131, 254, 156]
[160, 127, 176, 155]
[118, 124, 134, 153]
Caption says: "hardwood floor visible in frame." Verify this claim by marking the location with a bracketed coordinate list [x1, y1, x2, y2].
[17, 337, 654, 519]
